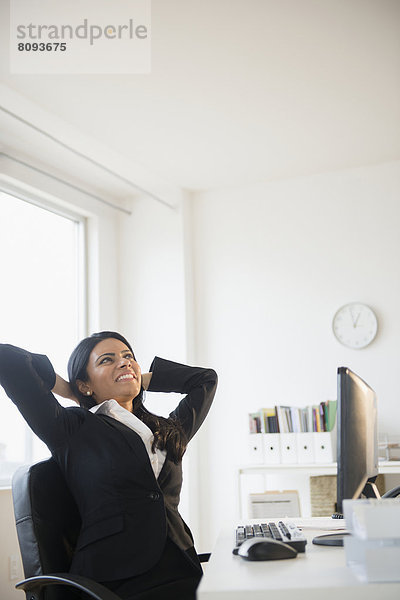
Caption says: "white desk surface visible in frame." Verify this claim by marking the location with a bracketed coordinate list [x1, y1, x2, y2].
[197, 517, 400, 600]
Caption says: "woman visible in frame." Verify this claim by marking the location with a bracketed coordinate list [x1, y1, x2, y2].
[0, 331, 217, 599]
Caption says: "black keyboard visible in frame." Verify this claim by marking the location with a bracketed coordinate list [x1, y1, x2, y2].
[235, 521, 307, 553]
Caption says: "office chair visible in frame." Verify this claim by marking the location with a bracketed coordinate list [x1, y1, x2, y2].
[12, 458, 121, 600]
[12, 458, 210, 600]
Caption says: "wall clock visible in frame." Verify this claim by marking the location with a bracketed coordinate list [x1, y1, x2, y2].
[332, 303, 378, 349]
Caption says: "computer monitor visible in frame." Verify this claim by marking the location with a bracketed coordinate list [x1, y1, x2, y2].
[336, 366, 379, 514]
[313, 367, 379, 547]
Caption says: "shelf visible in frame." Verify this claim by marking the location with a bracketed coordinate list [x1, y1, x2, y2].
[239, 460, 400, 473]
[237, 461, 400, 519]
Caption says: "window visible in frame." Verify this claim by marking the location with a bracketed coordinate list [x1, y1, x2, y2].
[0, 191, 85, 482]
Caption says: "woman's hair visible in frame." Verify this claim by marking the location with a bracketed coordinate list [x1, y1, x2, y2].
[67, 331, 187, 463]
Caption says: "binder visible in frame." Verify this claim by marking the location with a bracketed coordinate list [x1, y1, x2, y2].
[313, 431, 335, 463]
[296, 432, 315, 463]
[262, 433, 281, 464]
[246, 431, 336, 464]
[279, 433, 297, 464]
[326, 400, 337, 432]
[247, 433, 264, 464]
[261, 408, 279, 433]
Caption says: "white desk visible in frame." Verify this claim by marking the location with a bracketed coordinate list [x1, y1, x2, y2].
[197, 518, 400, 599]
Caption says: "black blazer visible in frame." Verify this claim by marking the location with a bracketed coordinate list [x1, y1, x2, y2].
[0, 345, 217, 582]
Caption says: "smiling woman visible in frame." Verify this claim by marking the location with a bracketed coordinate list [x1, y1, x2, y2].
[62, 330, 190, 463]
[0, 328, 217, 600]
[76, 338, 142, 410]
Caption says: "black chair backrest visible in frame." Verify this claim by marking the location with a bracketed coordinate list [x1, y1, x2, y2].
[12, 458, 82, 578]
[12, 457, 210, 600]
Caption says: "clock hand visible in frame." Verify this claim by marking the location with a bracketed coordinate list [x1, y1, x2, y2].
[353, 312, 361, 328]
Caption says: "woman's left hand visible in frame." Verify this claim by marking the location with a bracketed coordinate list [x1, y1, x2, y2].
[141, 372, 153, 391]
[53, 374, 79, 404]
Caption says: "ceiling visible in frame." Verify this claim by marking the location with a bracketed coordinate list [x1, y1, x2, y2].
[1, 0, 400, 191]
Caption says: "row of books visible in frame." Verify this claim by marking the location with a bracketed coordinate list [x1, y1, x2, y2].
[249, 400, 337, 434]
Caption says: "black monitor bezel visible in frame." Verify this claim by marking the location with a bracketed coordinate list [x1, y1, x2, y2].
[336, 366, 378, 514]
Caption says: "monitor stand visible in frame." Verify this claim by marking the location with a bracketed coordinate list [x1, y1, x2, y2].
[362, 479, 381, 499]
[312, 532, 351, 547]
[312, 478, 381, 547]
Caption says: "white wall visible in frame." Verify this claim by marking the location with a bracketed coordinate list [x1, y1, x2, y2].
[191, 160, 400, 549]
[117, 193, 207, 546]
[118, 194, 187, 368]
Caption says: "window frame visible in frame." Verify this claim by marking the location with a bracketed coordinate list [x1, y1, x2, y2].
[0, 184, 88, 485]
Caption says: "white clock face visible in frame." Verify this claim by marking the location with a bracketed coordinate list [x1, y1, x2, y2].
[332, 303, 378, 349]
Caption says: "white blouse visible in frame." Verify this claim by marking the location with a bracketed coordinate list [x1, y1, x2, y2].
[89, 399, 166, 479]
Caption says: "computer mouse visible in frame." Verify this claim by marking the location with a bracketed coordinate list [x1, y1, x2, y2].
[237, 537, 298, 561]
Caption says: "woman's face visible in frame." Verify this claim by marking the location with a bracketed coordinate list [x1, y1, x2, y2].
[78, 337, 142, 408]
